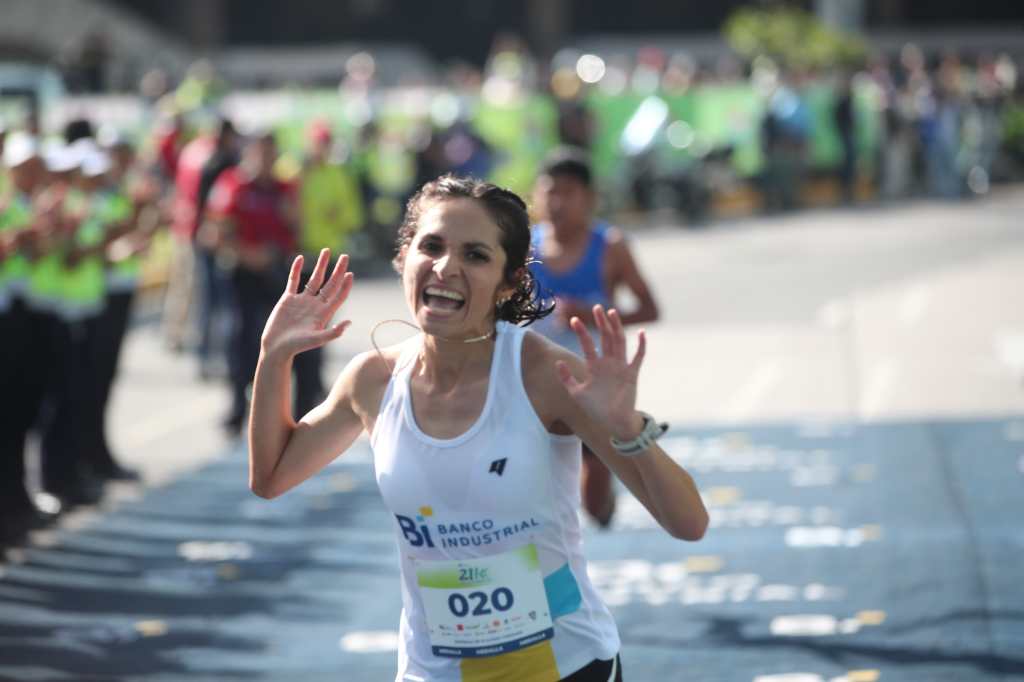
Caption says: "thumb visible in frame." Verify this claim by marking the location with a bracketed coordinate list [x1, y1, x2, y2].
[555, 360, 583, 393]
[312, 319, 351, 345]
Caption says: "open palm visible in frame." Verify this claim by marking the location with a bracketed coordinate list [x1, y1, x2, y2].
[555, 305, 647, 440]
[261, 248, 354, 359]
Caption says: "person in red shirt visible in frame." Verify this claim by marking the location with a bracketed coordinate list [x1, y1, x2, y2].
[206, 132, 297, 433]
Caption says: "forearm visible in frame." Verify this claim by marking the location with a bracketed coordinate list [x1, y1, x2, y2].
[617, 304, 657, 326]
[615, 290, 659, 326]
[626, 445, 708, 540]
[592, 436, 707, 541]
[583, 408, 707, 540]
[248, 348, 298, 496]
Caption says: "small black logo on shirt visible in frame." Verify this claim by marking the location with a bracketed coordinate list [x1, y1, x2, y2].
[489, 458, 508, 476]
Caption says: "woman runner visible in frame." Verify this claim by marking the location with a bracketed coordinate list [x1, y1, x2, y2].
[248, 175, 708, 681]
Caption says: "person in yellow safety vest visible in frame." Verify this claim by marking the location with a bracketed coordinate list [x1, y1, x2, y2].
[87, 132, 158, 486]
[293, 120, 365, 418]
[38, 139, 133, 510]
[0, 131, 60, 546]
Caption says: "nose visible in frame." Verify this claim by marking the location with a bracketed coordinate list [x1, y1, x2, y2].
[432, 253, 454, 278]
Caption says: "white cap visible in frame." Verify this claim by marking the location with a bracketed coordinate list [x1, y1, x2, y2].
[80, 149, 112, 177]
[43, 140, 80, 173]
[70, 137, 99, 158]
[3, 131, 40, 168]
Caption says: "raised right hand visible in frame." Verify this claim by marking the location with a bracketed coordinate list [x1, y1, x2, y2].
[260, 248, 354, 359]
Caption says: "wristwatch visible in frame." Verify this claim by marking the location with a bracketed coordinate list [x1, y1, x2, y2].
[609, 411, 669, 456]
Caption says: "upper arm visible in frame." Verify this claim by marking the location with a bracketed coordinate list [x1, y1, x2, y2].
[605, 229, 659, 322]
[263, 351, 389, 498]
[521, 332, 576, 435]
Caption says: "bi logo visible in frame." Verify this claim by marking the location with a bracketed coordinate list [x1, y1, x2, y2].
[396, 506, 436, 547]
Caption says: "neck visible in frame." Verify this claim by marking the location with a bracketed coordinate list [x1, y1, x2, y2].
[549, 221, 590, 247]
[417, 327, 496, 390]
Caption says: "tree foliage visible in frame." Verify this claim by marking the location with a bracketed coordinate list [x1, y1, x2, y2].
[724, 5, 867, 68]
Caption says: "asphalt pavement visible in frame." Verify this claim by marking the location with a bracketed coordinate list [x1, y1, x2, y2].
[2, 189, 1024, 681]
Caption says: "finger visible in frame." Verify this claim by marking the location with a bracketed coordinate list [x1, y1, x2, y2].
[607, 308, 627, 362]
[285, 255, 304, 294]
[570, 316, 598, 362]
[593, 305, 615, 359]
[555, 360, 583, 393]
[304, 248, 332, 295]
[313, 319, 352, 345]
[319, 253, 350, 300]
[628, 328, 647, 373]
[328, 271, 355, 312]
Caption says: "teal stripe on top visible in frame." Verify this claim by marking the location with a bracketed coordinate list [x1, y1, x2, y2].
[544, 562, 583, 619]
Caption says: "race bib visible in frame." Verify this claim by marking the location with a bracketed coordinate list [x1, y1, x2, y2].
[413, 544, 553, 658]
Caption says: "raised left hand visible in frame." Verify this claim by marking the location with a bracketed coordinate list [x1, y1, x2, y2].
[555, 304, 647, 441]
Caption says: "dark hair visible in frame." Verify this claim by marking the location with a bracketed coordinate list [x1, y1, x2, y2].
[395, 174, 554, 326]
[63, 118, 95, 144]
[539, 146, 592, 188]
[215, 117, 237, 143]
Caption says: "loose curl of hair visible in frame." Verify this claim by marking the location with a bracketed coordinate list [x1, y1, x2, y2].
[394, 174, 555, 326]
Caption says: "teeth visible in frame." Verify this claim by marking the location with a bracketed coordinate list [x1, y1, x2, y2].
[424, 286, 465, 302]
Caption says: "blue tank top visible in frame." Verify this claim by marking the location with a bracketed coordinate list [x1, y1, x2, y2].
[529, 221, 610, 306]
[528, 222, 611, 353]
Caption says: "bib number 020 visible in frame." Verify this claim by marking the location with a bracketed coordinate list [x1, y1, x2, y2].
[448, 587, 515, 617]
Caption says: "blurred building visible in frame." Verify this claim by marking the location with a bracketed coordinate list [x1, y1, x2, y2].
[1, 0, 1022, 91]
[110, 0, 1024, 65]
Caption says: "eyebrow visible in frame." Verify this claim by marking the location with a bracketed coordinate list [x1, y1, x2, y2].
[420, 234, 495, 252]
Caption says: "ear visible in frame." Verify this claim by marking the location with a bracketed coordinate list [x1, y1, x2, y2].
[392, 243, 408, 275]
[496, 266, 525, 304]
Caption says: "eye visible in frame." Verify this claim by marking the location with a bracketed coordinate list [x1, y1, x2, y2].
[466, 250, 490, 263]
[419, 239, 443, 254]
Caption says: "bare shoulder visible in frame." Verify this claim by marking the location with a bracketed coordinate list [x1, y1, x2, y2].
[327, 343, 405, 417]
[348, 342, 402, 390]
[521, 330, 566, 384]
[603, 224, 626, 245]
[604, 226, 638, 260]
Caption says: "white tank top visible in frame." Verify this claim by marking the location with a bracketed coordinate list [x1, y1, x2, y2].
[371, 321, 620, 682]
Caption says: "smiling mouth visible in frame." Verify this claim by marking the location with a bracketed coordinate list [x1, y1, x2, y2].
[422, 286, 466, 312]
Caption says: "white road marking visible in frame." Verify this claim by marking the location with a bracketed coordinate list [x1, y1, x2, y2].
[339, 630, 399, 653]
[770, 615, 837, 636]
[723, 361, 784, 421]
[757, 584, 800, 602]
[785, 527, 869, 548]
